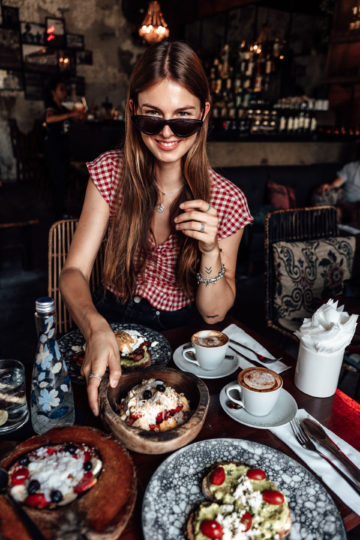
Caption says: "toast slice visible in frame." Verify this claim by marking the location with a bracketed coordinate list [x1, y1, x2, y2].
[186, 461, 291, 539]
[115, 330, 152, 371]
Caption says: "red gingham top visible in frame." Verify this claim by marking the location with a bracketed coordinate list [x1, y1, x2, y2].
[87, 150, 253, 311]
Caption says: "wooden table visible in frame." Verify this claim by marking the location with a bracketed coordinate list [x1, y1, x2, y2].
[1, 316, 359, 538]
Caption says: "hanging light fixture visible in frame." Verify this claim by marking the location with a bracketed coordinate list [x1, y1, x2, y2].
[139, 1, 170, 44]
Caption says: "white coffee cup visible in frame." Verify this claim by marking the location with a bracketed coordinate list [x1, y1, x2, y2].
[226, 367, 283, 416]
[182, 330, 229, 371]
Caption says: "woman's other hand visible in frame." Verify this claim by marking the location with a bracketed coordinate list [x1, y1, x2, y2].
[174, 199, 219, 254]
[81, 321, 121, 416]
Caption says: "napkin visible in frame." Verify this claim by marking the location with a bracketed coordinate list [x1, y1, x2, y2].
[222, 324, 290, 374]
[294, 299, 358, 353]
[271, 409, 360, 515]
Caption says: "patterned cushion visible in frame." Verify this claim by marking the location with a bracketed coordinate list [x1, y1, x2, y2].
[272, 236, 356, 329]
[267, 181, 296, 209]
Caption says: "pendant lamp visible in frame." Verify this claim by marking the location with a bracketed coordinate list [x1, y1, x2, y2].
[139, 1, 170, 44]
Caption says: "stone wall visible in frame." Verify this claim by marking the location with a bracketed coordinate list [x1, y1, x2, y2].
[0, 0, 143, 181]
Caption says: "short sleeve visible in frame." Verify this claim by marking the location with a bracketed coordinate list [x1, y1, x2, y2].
[209, 169, 253, 239]
[336, 162, 357, 184]
[86, 150, 124, 215]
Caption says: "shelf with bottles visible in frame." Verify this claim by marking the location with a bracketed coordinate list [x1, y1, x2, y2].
[209, 96, 325, 140]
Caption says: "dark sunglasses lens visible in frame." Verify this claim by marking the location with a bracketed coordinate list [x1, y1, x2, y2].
[170, 119, 202, 137]
[135, 116, 163, 135]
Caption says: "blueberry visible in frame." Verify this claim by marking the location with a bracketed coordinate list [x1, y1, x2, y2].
[142, 390, 152, 400]
[83, 461, 92, 471]
[28, 479, 40, 495]
[65, 444, 77, 454]
[19, 456, 29, 466]
[156, 384, 166, 392]
[50, 490, 63, 503]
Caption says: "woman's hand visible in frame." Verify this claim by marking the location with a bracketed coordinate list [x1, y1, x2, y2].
[81, 322, 121, 416]
[174, 200, 219, 254]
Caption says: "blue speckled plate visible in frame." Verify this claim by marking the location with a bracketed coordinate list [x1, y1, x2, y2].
[58, 323, 172, 384]
[142, 438, 346, 540]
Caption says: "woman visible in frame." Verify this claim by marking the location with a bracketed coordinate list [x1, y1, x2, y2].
[60, 41, 253, 415]
[44, 79, 84, 218]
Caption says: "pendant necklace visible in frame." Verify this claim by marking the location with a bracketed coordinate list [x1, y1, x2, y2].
[156, 184, 184, 213]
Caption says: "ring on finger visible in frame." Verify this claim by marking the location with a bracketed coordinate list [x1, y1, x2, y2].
[200, 222, 206, 233]
[205, 202, 212, 213]
[89, 373, 102, 382]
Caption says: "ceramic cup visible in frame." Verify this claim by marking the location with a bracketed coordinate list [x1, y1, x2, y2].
[226, 366, 283, 416]
[294, 342, 345, 398]
[182, 330, 229, 371]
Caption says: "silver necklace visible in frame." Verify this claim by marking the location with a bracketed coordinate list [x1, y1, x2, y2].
[156, 184, 184, 213]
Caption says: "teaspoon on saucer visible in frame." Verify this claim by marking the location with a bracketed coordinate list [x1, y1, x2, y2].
[0, 467, 47, 540]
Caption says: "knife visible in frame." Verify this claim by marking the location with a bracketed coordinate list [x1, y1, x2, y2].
[228, 345, 268, 368]
[302, 418, 360, 484]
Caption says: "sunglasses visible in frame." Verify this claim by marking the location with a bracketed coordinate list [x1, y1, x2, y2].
[131, 114, 203, 138]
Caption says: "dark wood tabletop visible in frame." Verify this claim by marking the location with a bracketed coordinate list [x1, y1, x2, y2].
[1, 315, 359, 538]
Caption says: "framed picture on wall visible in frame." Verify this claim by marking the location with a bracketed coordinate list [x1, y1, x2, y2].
[66, 33, 84, 50]
[22, 44, 58, 73]
[45, 17, 65, 48]
[76, 50, 93, 65]
[1, 5, 19, 29]
[0, 28, 22, 70]
[24, 72, 44, 100]
[0, 69, 23, 91]
[20, 22, 45, 45]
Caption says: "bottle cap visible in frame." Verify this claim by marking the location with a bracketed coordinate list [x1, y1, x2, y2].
[35, 297, 55, 313]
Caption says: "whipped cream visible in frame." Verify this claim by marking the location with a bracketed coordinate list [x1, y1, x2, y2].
[118, 330, 145, 354]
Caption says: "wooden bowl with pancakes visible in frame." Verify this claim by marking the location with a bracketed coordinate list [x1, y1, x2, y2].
[99, 367, 210, 454]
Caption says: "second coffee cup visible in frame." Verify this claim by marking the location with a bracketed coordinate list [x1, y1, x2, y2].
[226, 367, 282, 416]
[182, 330, 229, 371]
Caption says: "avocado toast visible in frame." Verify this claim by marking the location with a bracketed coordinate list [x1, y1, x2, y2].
[186, 461, 291, 539]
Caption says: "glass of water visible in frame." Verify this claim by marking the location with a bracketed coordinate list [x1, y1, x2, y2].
[0, 359, 29, 433]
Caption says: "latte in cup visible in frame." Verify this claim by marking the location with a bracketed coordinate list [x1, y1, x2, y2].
[182, 330, 229, 371]
[192, 330, 228, 348]
[238, 367, 282, 393]
[226, 367, 283, 416]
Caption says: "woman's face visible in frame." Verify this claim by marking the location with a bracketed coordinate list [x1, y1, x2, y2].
[52, 83, 67, 103]
[134, 79, 210, 167]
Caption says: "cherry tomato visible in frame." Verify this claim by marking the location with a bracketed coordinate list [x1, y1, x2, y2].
[246, 468, 266, 481]
[200, 520, 223, 539]
[10, 468, 29, 485]
[240, 511, 252, 532]
[262, 490, 284, 505]
[209, 467, 225, 486]
[25, 494, 50, 508]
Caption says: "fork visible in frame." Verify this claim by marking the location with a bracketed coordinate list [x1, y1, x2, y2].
[229, 339, 282, 364]
[290, 418, 360, 495]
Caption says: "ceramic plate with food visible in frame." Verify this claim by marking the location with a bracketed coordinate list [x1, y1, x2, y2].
[142, 438, 346, 540]
[59, 323, 172, 384]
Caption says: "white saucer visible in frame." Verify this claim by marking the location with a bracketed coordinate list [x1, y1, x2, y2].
[220, 381, 298, 429]
[173, 344, 239, 379]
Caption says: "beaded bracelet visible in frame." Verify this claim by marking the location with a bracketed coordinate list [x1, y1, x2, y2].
[196, 263, 226, 287]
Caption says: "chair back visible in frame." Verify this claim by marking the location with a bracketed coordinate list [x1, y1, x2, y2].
[265, 205, 338, 338]
[48, 219, 104, 336]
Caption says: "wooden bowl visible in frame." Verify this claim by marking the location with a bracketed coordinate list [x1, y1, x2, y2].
[99, 367, 209, 454]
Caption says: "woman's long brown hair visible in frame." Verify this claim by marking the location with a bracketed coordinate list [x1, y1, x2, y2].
[102, 41, 211, 302]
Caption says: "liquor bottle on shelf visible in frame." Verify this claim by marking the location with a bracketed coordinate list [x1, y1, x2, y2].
[31, 297, 75, 435]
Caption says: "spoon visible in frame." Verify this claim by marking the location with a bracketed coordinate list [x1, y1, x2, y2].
[0, 467, 47, 540]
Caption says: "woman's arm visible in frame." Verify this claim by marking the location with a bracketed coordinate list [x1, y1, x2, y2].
[46, 109, 84, 124]
[174, 199, 243, 323]
[60, 179, 121, 415]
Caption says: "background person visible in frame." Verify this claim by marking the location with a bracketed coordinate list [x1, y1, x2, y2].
[60, 41, 253, 415]
[44, 78, 85, 218]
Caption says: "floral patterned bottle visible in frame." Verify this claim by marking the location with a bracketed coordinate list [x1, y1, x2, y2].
[31, 297, 75, 434]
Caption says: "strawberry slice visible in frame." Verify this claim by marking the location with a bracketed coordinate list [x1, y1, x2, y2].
[74, 472, 96, 494]
[84, 451, 91, 462]
[209, 466, 225, 486]
[25, 494, 50, 508]
[11, 468, 29, 485]
[46, 447, 57, 456]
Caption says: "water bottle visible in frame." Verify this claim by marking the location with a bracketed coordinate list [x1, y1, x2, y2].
[31, 297, 75, 434]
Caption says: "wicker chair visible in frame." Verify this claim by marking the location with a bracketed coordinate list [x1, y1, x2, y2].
[264, 205, 339, 340]
[48, 219, 104, 336]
